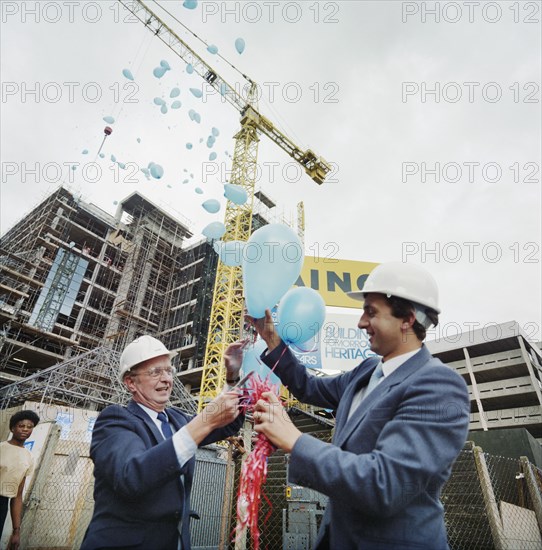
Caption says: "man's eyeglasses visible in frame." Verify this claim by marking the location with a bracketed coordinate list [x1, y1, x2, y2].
[132, 366, 176, 379]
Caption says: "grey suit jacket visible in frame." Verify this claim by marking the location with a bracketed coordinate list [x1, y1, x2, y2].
[263, 343, 470, 549]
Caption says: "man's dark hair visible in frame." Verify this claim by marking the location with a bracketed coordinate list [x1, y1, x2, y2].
[10, 410, 40, 429]
[387, 296, 439, 341]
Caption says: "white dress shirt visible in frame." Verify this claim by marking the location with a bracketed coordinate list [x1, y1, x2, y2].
[347, 348, 421, 420]
[136, 403, 197, 467]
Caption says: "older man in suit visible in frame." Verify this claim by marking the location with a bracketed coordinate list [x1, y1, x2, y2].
[82, 335, 243, 550]
[246, 262, 470, 550]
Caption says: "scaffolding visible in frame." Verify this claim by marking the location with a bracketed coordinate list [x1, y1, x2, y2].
[0, 187, 194, 386]
[0, 345, 197, 415]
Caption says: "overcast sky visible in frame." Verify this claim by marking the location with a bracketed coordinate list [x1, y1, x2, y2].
[1, 0, 541, 343]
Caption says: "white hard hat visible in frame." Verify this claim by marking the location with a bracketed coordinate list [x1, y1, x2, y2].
[119, 335, 174, 381]
[347, 262, 441, 314]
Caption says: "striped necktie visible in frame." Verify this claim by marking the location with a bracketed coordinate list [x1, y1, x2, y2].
[157, 411, 173, 439]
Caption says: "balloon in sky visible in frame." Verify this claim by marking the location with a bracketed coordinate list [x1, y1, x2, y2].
[118, 162, 126, 170]
[103, 116, 115, 124]
[153, 66, 167, 79]
[195, 187, 204, 194]
[150, 164, 164, 179]
[137, 137, 141, 143]
[213, 240, 245, 267]
[207, 44, 218, 55]
[224, 184, 247, 205]
[182, 179, 189, 184]
[207, 136, 215, 148]
[242, 224, 304, 318]
[154, 97, 165, 105]
[183, 0, 198, 9]
[190, 88, 203, 98]
[160, 104, 168, 114]
[99, 153, 105, 158]
[242, 338, 281, 386]
[186, 63, 194, 74]
[186, 143, 193, 149]
[171, 101, 181, 109]
[193, 112, 201, 123]
[202, 221, 226, 240]
[111, 154, 116, 162]
[202, 199, 220, 214]
[82, 149, 88, 155]
[209, 152, 217, 161]
[276, 287, 326, 345]
[170, 87, 180, 98]
[160, 59, 171, 70]
[235, 38, 246, 54]
[212, 127, 220, 137]
[122, 68, 134, 81]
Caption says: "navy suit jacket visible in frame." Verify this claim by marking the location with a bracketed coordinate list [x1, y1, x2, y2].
[81, 400, 242, 550]
[263, 343, 470, 550]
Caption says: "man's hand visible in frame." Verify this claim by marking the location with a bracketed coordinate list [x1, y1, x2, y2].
[224, 341, 246, 382]
[202, 390, 241, 429]
[253, 392, 301, 453]
[186, 390, 241, 444]
[245, 309, 282, 353]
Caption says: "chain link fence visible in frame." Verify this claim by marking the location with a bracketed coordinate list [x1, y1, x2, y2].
[10, 412, 542, 550]
[443, 442, 542, 550]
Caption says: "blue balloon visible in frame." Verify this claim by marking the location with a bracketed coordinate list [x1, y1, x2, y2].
[235, 38, 246, 55]
[213, 240, 245, 267]
[202, 221, 226, 240]
[242, 339, 281, 386]
[242, 224, 304, 318]
[223, 183, 247, 205]
[202, 199, 220, 214]
[277, 287, 326, 345]
[170, 87, 180, 98]
[122, 68, 134, 81]
[207, 44, 218, 55]
[150, 163, 164, 179]
[153, 66, 167, 79]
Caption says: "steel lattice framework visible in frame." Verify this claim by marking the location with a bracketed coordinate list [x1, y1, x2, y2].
[0, 346, 197, 414]
[118, 0, 331, 411]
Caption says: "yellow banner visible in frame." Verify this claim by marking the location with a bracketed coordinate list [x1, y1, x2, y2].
[295, 257, 379, 308]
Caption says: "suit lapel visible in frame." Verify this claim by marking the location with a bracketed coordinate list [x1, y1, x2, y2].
[333, 358, 379, 439]
[335, 346, 432, 447]
[127, 400, 164, 443]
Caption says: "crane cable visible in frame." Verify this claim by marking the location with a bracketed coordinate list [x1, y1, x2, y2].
[151, 0, 251, 83]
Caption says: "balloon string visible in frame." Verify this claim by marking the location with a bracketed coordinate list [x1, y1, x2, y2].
[290, 342, 319, 354]
[269, 345, 288, 375]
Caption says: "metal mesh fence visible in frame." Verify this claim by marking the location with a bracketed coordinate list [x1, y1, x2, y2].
[14, 417, 542, 550]
[19, 429, 94, 550]
[443, 445, 542, 550]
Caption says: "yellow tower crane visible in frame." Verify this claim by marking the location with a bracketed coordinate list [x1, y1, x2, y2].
[118, 1, 331, 410]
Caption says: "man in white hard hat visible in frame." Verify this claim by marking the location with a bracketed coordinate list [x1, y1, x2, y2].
[244, 262, 470, 550]
[82, 335, 243, 550]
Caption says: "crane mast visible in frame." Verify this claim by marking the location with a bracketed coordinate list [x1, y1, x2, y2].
[117, 0, 331, 409]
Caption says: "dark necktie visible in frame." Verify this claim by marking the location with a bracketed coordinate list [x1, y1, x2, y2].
[157, 411, 173, 439]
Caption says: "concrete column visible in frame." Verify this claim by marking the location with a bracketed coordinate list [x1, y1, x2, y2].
[463, 347, 488, 431]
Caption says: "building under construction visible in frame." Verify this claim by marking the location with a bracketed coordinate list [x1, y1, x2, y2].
[0, 186, 206, 386]
[0, 185, 281, 396]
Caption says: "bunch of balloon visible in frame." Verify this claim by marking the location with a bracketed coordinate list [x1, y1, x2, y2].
[242, 224, 304, 318]
[276, 287, 326, 346]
